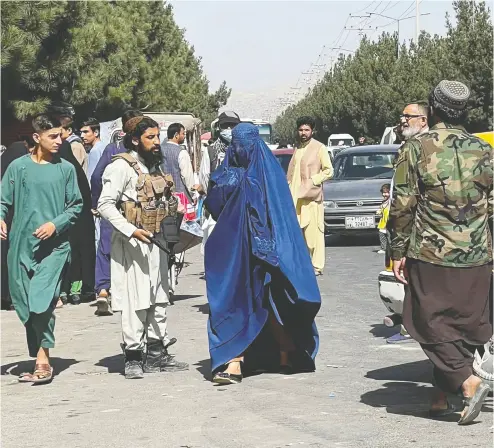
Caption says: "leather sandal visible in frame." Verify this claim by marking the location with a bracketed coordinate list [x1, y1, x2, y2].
[18, 364, 53, 384]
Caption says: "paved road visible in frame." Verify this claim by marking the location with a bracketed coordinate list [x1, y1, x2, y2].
[1, 240, 492, 448]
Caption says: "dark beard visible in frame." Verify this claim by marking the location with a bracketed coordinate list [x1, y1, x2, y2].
[137, 146, 162, 169]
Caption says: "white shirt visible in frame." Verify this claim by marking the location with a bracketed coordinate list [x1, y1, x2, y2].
[167, 141, 195, 190]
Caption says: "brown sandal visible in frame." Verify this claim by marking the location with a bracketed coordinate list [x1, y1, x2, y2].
[18, 364, 53, 384]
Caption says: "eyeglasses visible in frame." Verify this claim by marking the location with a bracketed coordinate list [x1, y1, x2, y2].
[400, 114, 425, 121]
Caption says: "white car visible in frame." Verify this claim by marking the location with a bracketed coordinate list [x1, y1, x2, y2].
[378, 269, 405, 316]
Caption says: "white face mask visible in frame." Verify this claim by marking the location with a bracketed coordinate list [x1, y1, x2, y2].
[220, 129, 232, 143]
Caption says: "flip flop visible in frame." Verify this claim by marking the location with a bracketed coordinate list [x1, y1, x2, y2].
[429, 401, 461, 418]
[458, 382, 490, 425]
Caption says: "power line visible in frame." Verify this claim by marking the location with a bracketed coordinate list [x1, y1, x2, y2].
[352, 0, 380, 15]
[365, 1, 396, 27]
[276, 3, 390, 116]
[366, 1, 416, 40]
[397, 1, 416, 20]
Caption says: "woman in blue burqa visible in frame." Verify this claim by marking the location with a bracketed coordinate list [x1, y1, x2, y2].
[204, 123, 321, 385]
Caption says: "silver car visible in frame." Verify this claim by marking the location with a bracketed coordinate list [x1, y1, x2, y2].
[323, 144, 399, 236]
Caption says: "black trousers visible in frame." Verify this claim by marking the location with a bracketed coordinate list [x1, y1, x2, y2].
[420, 340, 479, 394]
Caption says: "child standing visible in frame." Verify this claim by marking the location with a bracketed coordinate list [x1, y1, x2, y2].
[376, 183, 391, 254]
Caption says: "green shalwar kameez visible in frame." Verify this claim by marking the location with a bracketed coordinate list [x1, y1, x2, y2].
[0, 155, 82, 356]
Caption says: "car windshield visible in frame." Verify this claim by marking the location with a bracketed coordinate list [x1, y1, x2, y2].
[330, 139, 353, 147]
[333, 152, 395, 180]
[274, 153, 292, 174]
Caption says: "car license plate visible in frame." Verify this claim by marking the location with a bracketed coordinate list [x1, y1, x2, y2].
[345, 216, 375, 229]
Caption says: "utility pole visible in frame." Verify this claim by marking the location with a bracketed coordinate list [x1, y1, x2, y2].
[369, 12, 430, 57]
[347, 14, 375, 43]
[345, 25, 376, 43]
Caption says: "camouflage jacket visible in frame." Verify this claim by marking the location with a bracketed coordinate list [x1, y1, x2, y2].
[389, 122, 493, 267]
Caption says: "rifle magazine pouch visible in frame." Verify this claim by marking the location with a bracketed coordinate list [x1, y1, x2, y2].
[160, 215, 180, 244]
[122, 201, 138, 226]
[150, 177, 166, 195]
[155, 203, 167, 234]
[141, 204, 157, 233]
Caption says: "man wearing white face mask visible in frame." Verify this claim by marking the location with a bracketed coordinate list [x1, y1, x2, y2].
[195, 111, 241, 268]
[195, 111, 240, 194]
[211, 111, 240, 173]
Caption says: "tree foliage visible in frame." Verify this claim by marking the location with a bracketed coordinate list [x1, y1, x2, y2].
[1, 0, 230, 124]
[273, 1, 493, 143]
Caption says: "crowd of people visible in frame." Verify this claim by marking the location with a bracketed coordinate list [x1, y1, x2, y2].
[0, 79, 492, 425]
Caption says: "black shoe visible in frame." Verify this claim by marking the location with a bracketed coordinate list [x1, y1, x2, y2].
[70, 294, 81, 305]
[95, 296, 113, 316]
[81, 292, 96, 303]
[279, 364, 295, 375]
[143, 339, 164, 373]
[161, 351, 189, 372]
[143, 338, 188, 373]
[124, 349, 144, 379]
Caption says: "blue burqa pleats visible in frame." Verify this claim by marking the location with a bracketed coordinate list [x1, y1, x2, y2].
[205, 123, 321, 374]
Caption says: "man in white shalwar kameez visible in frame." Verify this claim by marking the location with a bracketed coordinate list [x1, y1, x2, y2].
[98, 116, 188, 379]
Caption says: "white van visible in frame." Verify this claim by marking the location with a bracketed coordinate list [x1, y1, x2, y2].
[327, 133, 355, 159]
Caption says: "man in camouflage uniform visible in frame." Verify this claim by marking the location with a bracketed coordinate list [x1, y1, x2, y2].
[385, 102, 430, 344]
[389, 80, 492, 425]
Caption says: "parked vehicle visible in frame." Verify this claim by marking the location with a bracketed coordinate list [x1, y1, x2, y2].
[211, 116, 274, 147]
[474, 131, 494, 146]
[99, 112, 203, 171]
[327, 133, 355, 148]
[323, 144, 399, 236]
[271, 148, 294, 174]
[327, 133, 355, 159]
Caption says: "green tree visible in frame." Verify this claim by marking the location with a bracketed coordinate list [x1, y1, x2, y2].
[1, 1, 230, 124]
[445, 0, 493, 131]
[273, 0, 493, 142]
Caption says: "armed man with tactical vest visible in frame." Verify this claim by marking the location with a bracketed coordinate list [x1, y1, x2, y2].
[287, 116, 333, 276]
[98, 116, 189, 379]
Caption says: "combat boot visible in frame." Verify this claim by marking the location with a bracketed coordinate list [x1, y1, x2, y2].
[124, 349, 144, 379]
[143, 338, 188, 373]
[161, 348, 189, 372]
[143, 339, 165, 373]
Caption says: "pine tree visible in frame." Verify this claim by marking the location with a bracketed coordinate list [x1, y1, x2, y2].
[273, 0, 493, 142]
[1, 1, 230, 124]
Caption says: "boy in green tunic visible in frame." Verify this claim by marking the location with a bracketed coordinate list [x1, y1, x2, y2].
[0, 114, 82, 383]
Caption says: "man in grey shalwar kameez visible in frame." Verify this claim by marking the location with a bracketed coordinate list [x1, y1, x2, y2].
[98, 116, 188, 379]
